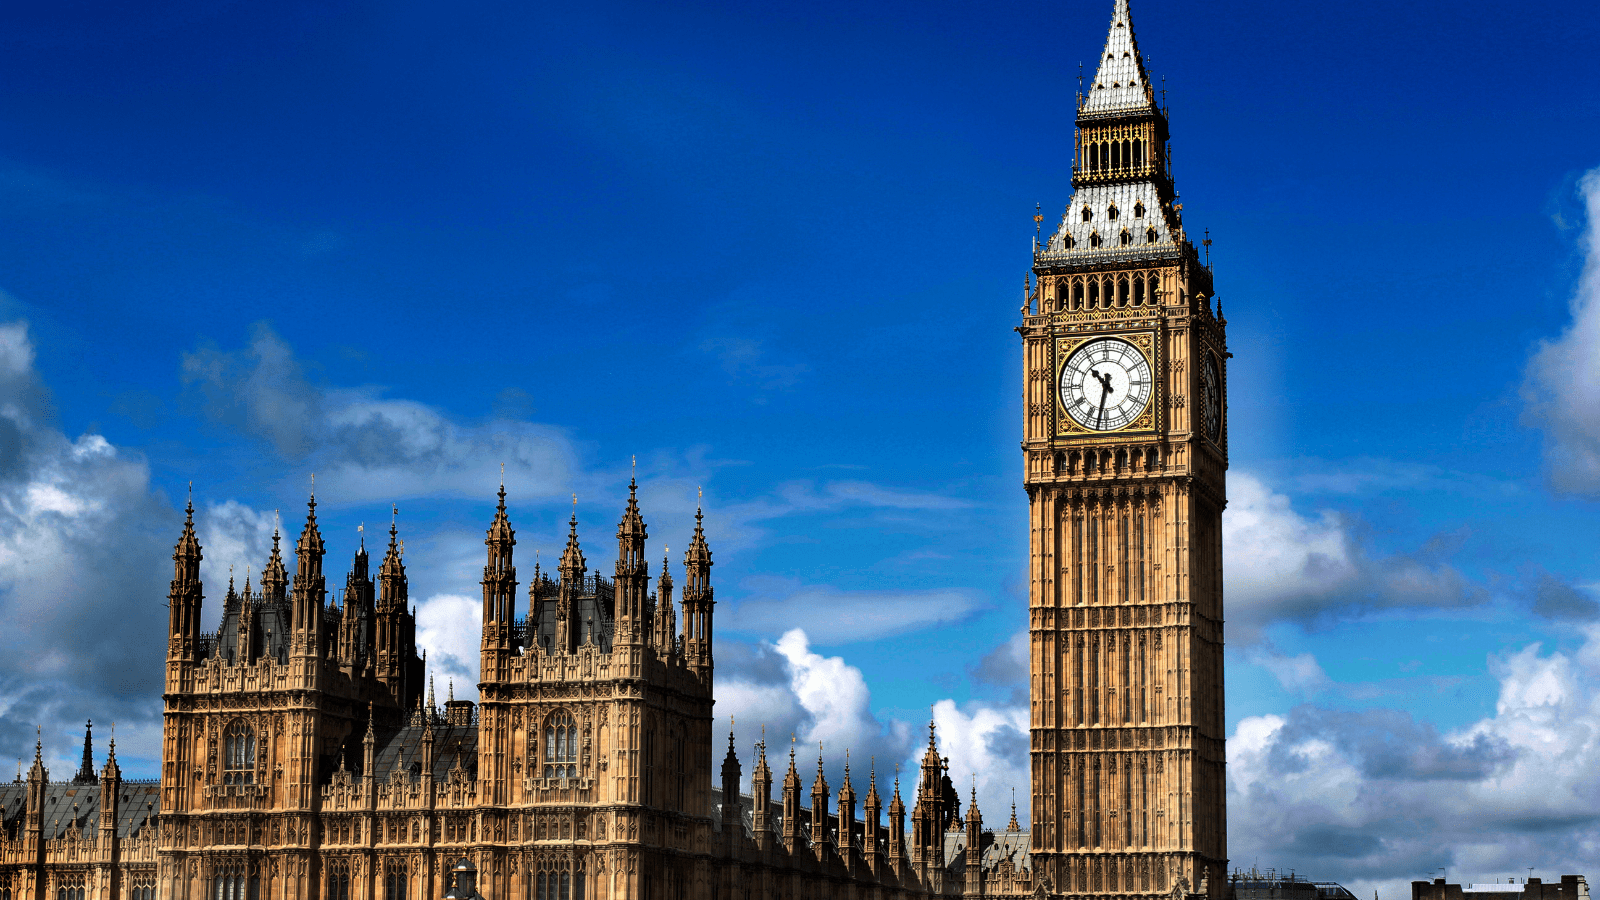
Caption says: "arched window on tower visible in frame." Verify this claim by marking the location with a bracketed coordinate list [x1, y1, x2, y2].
[385, 868, 408, 900]
[1123, 140, 1132, 168]
[1119, 230, 1132, 247]
[1087, 281, 1100, 308]
[1088, 144, 1099, 172]
[1064, 234, 1076, 250]
[1145, 228, 1157, 244]
[1132, 139, 1144, 167]
[223, 721, 255, 786]
[1107, 205, 1119, 221]
[1089, 232, 1101, 249]
[326, 864, 349, 900]
[1073, 281, 1085, 309]
[1133, 202, 1145, 218]
[1082, 207, 1092, 223]
[544, 712, 577, 780]
[1133, 276, 1145, 306]
[1111, 141, 1121, 169]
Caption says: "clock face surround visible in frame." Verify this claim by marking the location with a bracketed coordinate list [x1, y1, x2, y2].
[1059, 337, 1153, 431]
[1200, 353, 1221, 441]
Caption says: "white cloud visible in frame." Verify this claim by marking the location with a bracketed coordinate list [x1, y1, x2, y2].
[1525, 167, 1600, 495]
[1224, 472, 1485, 640]
[1230, 626, 1600, 897]
[0, 320, 175, 771]
[415, 593, 482, 700]
[927, 697, 1030, 829]
[183, 323, 580, 504]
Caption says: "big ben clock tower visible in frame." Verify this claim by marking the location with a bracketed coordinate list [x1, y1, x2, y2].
[1021, 1, 1228, 898]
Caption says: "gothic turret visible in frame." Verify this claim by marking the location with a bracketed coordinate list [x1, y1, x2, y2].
[653, 547, 677, 662]
[682, 501, 714, 678]
[166, 496, 204, 664]
[838, 754, 858, 872]
[751, 735, 774, 853]
[810, 749, 831, 862]
[863, 760, 883, 875]
[290, 493, 327, 666]
[720, 728, 741, 854]
[481, 482, 517, 678]
[375, 511, 417, 706]
[614, 477, 649, 647]
[965, 784, 983, 897]
[339, 531, 375, 676]
[911, 720, 950, 872]
[887, 767, 906, 878]
[781, 740, 802, 853]
[556, 508, 586, 653]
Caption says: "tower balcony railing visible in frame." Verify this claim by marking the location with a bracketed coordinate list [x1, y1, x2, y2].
[1033, 241, 1190, 269]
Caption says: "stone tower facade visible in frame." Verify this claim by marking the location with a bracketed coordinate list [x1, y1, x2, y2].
[1021, 1, 1229, 898]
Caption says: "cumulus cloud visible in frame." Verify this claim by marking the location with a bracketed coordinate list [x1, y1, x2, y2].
[183, 323, 579, 503]
[1224, 473, 1486, 641]
[726, 580, 985, 644]
[416, 593, 482, 700]
[1230, 628, 1600, 899]
[1525, 167, 1600, 495]
[717, 629, 913, 796]
[927, 697, 1030, 829]
[0, 321, 175, 774]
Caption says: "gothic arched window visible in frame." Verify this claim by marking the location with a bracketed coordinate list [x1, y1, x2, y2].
[326, 864, 350, 900]
[385, 869, 408, 900]
[223, 721, 255, 786]
[544, 712, 577, 779]
[1132, 139, 1144, 167]
[54, 876, 84, 900]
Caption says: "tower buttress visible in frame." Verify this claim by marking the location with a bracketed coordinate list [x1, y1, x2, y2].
[781, 740, 802, 854]
[888, 768, 906, 878]
[375, 512, 417, 706]
[751, 735, 774, 853]
[838, 753, 858, 873]
[965, 784, 984, 897]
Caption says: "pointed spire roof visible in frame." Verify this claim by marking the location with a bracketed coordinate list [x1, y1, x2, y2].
[617, 474, 646, 539]
[560, 500, 586, 573]
[100, 735, 120, 782]
[487, 479, 514, 543]
[263, 517, 288, 597]
[72, 720, 94, 784]
[1008, 788, 1020, 832]
[173, 493, 202, 562]
[685, 491, 712, 568]
[297, 491, 324, 558]
[1081, 0, 1159, 116]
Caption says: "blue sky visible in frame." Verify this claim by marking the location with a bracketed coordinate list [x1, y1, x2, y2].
[2, 0, 1600, 893]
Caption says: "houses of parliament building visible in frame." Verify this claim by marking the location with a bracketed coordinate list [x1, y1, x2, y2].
[0, 1, 1229, 898]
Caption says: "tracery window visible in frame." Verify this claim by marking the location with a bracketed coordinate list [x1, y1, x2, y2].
[56, 875, 84, 900]
[131, 875, 156, 900]
[532, 864, 585, 900]
[327, 862, 351, 900]
[544, 712, 577, 779]
[0, 871, 11, 900]
[212, 864, 254, 900]
[223, 720, 255, 785]
[385, 863, 409, 900]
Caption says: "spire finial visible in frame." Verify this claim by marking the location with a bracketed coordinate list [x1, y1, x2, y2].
[358, 522, 364, 551]
[448, 678, 454, 704]
[186, 481, 193, 514]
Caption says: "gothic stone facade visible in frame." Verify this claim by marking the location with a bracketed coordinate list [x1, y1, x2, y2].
[1021, 0, 1229, 897]
[0, 478, 1037, 900]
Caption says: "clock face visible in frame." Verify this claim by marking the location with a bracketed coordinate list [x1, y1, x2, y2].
[1060, 338, 1153, 431]
[1200, 353, 1221, 441]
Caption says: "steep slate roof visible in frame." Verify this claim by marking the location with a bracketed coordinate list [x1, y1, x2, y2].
[371, 723, 479, 781]
[0, 782, 160, 841]
[1081, 0, 1158, 116]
